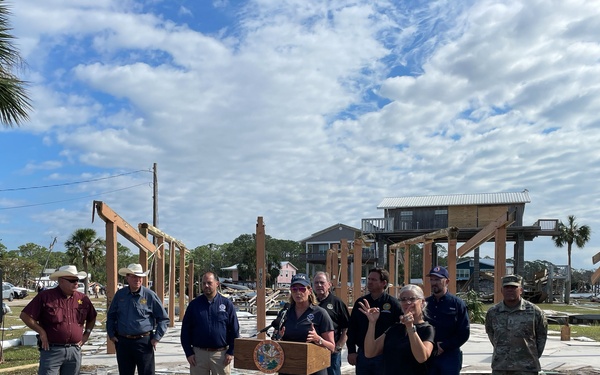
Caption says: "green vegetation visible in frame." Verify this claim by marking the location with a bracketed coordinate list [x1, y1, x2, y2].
[552, 215, 592, 304]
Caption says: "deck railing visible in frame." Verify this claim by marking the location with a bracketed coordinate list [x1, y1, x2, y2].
[362, 217, 394, 233]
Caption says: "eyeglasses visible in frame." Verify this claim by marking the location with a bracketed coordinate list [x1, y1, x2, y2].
[61, 278, 79, 284]
[291, 286, 307, 293]
[399, 297, 420, 303]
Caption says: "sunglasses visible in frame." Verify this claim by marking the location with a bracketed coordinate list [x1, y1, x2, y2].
[399, 296, 419, 303]
[291, 286, 307, 293]
[61, 278, 79, 284]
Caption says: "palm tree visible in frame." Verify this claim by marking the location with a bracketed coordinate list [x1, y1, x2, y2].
[65, 228, 105, 294]
[0, 3, 32, 127]
[552, 215, 591, 304]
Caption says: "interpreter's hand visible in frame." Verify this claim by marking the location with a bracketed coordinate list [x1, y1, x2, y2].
[151, 338, 159, 350]
[358, 300, 380, 322]
[187, 354, 196, 367]
[224, 353, 233, 366]
[400, 312, 415, 329]
[348, 353, 357, 366]
[306, 323, 320, 344]
[39, 332, 50, 351]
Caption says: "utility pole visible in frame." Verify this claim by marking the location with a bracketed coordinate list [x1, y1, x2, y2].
[151, 163, 158, 289]
[153, 162, 158, 229]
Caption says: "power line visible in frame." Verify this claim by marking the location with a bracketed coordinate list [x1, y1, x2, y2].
[0, 183, 149, 210]
[0, 169, 151, 192]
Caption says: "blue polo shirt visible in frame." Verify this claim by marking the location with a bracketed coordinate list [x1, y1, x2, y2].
[280, 303, 334, 343]
[425, 292, 470, 353]
[106, 286, 169, 341]
[180, 293, 240, 357]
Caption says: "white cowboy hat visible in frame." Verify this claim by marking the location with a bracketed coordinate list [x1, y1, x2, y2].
[49, 265, 87, 281]
[118, 263, 149, 277]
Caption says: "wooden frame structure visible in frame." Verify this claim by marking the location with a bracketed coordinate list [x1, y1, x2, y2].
[93, 201, 190, 353]
[389, 227, 459, 296]
[138, 223, 190, 326]
[387, 211, 515, 303]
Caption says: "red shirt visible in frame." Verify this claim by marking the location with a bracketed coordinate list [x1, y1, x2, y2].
[22, 287, 97, 344]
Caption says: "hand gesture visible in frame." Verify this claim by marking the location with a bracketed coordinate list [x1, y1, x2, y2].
[400, 312, 415, 329]
[358, 300, 380, 322]
[306, 323, 319, 343]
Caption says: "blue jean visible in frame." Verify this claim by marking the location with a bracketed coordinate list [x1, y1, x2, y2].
[38, 346, 81, 375]
[427, 349, 462, 375]
[355, 349, 384, 375]
[327, 351, 342, 375]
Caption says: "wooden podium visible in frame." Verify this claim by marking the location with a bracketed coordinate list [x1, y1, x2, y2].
[234, 338, 330, 374]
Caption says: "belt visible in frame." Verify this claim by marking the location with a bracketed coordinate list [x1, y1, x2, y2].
[120, 332, 152, 339]
[197, 346, 228, 352]
[50, 343, 79, 347]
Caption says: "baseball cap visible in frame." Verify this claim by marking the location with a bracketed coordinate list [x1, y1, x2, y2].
[426, 266, 449, 279]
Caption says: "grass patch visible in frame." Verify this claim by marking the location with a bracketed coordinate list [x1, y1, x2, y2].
[0, 346, 39, 373]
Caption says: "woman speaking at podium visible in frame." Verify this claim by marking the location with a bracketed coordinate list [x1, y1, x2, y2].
[276, 273, 335, 375]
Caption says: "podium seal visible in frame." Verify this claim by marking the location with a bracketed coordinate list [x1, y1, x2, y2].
[253, 339, 285, 373]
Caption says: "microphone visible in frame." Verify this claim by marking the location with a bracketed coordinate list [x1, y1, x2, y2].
[257, 303, 290, 335]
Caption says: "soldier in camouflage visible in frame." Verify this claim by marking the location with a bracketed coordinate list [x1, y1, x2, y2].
[485, 275, 548, 375]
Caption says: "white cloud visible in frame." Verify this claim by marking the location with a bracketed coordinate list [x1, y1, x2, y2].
[3, 0, 600, 271]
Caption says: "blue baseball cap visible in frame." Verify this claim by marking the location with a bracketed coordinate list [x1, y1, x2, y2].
[291, 273, 311, 287]
[426, 266, 449, 279]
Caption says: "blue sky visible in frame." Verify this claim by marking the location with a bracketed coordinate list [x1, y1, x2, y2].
[1, 0, 599, 270]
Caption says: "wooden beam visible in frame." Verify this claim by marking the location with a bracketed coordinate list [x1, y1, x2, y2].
[340, 240, 349, 306]
[457, 211, 515, 257]
[94, 201, 156, 254]
[179, 244, 186, 322]
[390, 227, 459, 249]
[168, 240, 176, 327]
[106, 221, 117, 354]
[447, 239, 457, 294]
[494, 226, 508, 304]
[331, 244, 339, 293]
[593, 252, 600, 265]
[256, 217, 267, 338]
[591, 267, 600, 285]
[423, 241, 433, 295]
[156, 237, 165, 302]
[388, 247, 396, 298]
[352, 240, 362, 303]
[403, 246, 410, 286]
[139, 223, 188, 252]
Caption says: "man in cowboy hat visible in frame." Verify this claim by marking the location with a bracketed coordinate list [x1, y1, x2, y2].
[107, 263, 169, 375]
[20, 265, 97, 374]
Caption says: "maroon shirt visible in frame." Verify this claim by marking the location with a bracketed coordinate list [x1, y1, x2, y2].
[22, 287, 97, 344]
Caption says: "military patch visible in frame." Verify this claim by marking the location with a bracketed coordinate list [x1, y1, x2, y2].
[327, 303, 334, 310]
[382, 303, 391, 311]
[219, 304, 226, 312]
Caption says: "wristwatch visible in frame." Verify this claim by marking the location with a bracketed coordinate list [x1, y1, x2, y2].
[335, 345, 342, 352]
[318, 337, 323, 345]
[84, 329, 92, 334]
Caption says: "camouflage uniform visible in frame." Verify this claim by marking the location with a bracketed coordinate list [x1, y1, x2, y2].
[485, 298, 547, 375]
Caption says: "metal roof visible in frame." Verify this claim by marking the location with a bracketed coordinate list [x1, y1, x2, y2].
[377, 190, 530, 209]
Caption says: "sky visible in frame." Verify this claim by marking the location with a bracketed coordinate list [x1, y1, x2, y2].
[1, 0, 599, 271]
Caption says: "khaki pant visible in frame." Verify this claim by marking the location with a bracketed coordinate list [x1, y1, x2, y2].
[190, 347, 231, 375]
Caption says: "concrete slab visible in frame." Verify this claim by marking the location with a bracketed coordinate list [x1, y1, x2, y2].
[80, 319, 600, 375]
